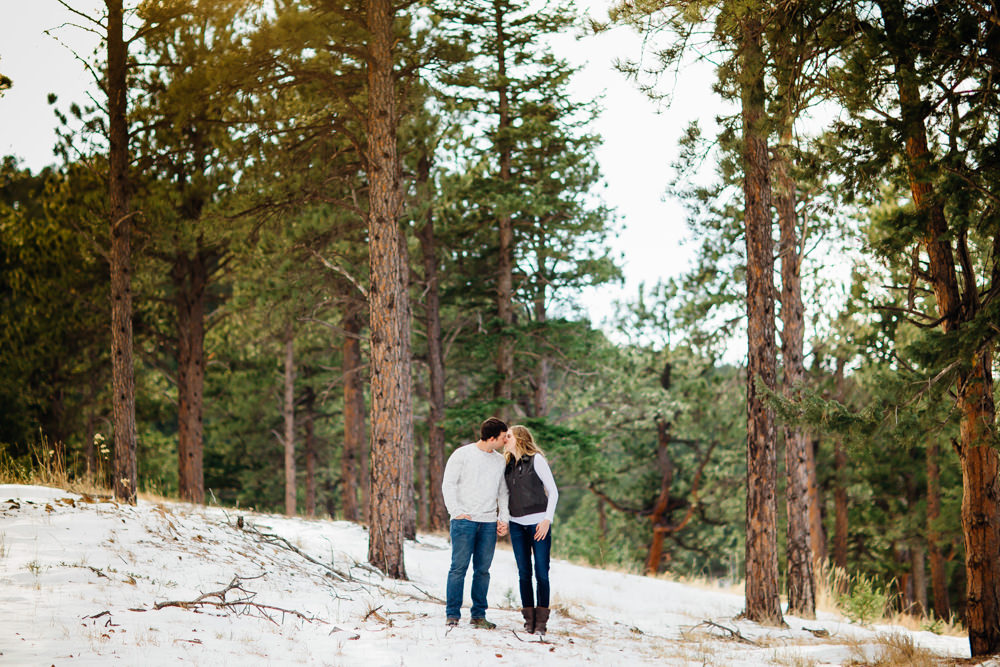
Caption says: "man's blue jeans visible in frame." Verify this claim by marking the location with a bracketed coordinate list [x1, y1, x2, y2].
[446, 519, 497, 619]
[508, 522, 551, 608]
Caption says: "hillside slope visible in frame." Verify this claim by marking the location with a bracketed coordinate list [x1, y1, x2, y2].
[0, 484, 975, 665]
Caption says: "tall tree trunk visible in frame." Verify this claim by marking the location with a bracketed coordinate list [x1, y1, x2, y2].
[366, 0, 414, 579]
[282, 326, 296, 517]
[174, 252, 207, 504]
[493, 0, 514, 414]
[807, 436, 827, 565]
[107, 0, 137, 505]
[833, 357, 849, 571]
[415, 155, 448, 531]
[775, 127, 815, 618]
[342, 309, 364, 522]
[303, 384, 317, 518]
[739, 13, 783, 625]
[957, 352, 999, 652]
[532, 283, 549, 418]
[880, 1, 1000, 652]
[645, 419, 674, 575]
[911, 544, 927, 616]
[927, 438, 950, 619]
[415, 431, 427, 530]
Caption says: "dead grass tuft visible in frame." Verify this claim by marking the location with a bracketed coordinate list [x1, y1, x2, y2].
[845, 632, 944, 667]
[772, 650, 819, 667]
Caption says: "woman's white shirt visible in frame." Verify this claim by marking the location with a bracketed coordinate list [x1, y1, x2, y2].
[509, 453, 559, 526]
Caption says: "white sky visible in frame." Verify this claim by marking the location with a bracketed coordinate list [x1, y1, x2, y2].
[0, 1, 725, 333]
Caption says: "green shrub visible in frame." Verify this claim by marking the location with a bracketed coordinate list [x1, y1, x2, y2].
[836, 572, 891, 625]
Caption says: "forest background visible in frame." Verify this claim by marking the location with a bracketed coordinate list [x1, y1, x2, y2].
[1, 0, 998, 657]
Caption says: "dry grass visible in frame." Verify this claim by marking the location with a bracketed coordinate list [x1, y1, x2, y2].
[0, 435, 112, 498]
[815, 560, 851, 616]
[883, 610, 966, 637]
[772, 650, 819, 667]
[845, 632, 946, 667]
[814, 560, 966, 638]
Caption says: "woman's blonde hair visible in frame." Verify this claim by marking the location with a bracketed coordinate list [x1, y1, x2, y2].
[506, 425, 543, 463]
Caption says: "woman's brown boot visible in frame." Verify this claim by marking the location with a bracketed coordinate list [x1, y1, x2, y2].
[534, 607, 550, 635]
[520, 607, 535, 633]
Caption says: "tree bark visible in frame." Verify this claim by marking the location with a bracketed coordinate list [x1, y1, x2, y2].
[927, 438, 950, 619]
[775, 127, 815, 618]
[833, 358, 848, 571]
[342, 308, 365, 522]
[879, 0, 1000, 651]
[532, 285, 549, 418]
[365, 0, 414, 579]
[645, 419, 674, 575]
[415, 431, 427, 530]
[282, 326, 296, 517]
[807, 436, 827, 565]
[911, 544, 927, 616]
[107, 0, 137, 505]
[174, 251, 208, 504]
[958, 351, 999, 652]
[415, 154, 448, 531]
[739, 12, 783, 626]
[303, 383, 317, 518]
[492, 0, 514, 414]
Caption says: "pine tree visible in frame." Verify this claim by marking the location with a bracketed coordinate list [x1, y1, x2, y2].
[826, 1, 1000, 652]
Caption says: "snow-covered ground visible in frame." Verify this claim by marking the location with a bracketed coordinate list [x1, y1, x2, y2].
[0, 484, 979, 665]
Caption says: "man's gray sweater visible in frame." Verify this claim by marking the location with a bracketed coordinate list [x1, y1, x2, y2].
[442, 443, 510, 523]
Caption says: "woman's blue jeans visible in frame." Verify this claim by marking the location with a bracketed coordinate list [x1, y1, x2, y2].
[446, 519, 497, 619]
[508, 522, 551, 608]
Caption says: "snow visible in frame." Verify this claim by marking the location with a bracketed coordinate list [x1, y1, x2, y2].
[0, 484, 977, 665]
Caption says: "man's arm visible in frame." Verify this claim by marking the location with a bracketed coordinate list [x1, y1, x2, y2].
[497, 463, 510, 525]
[441, 447, 464, 518]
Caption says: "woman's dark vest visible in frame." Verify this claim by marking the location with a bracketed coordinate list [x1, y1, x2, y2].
[505, 455, 548, 518]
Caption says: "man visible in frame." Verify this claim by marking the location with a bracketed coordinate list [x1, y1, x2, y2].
[441, 417, 511, 629]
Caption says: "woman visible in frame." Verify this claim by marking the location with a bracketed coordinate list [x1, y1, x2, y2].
[503, 425, 559, 635]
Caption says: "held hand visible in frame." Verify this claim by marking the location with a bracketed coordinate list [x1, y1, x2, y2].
[456, 514, 471, 520]
[534, 519, 550, 541]
[497, 521, 508, 537]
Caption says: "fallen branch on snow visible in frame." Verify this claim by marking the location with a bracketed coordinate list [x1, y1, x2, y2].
[153, 573, 326, 626]
[686, 620, 760, 646]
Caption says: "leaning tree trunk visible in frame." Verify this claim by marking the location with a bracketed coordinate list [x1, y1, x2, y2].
[282, 327, 296, 517]
[739, 12, 783, 625]
[927, 438, 950, 619]
[880, 0, 1000, 650]
[107, 0, 137, 505]
[174, 252, 208, 504]
[342, 308, 365, 522]
[492, 0, 514, 415]
[775, 128, 815, 618]
[366, 0, 414, 579]
[645, 419, 674, 575]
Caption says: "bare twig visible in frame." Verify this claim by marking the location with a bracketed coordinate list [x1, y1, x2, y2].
[687, 620, 760, 646]
[241, 523, 351, 582]
[153, 574, 325, 625]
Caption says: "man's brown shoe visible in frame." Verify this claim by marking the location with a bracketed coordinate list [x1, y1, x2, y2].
[470, 617, 496, 629]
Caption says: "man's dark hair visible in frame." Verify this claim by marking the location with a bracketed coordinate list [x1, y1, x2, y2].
[480, 417, 508, 441]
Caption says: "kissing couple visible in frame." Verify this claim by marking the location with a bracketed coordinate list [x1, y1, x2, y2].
[441, 417, 559, 635]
